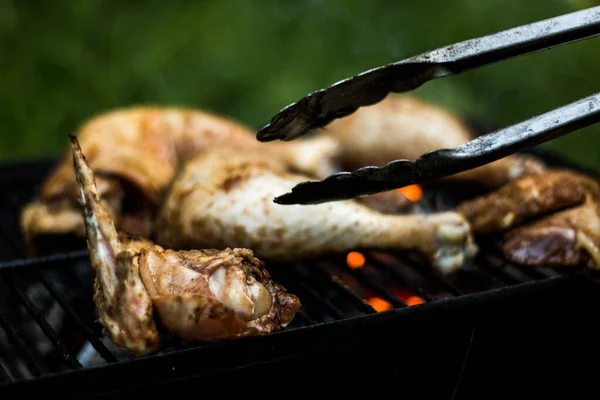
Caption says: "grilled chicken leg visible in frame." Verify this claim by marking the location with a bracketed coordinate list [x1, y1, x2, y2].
[70, 134, 301, 356]
[456, 169, 600, 234]
[316, 94, 545, 188]
[155, 148, 479, 274]
[21, 106, 341, 255]
[503, 201, 600, 269]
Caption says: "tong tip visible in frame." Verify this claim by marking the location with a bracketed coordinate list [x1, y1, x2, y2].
[256, 90, 327, 142]
[271, 162, 413, 205]
[272, 192, 297, 205]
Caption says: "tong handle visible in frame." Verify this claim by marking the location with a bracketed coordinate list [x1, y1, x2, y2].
[257, 6, 600, 142]
[273, 93, 600, 205]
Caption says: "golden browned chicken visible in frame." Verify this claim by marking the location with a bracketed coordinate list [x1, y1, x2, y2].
[503, 201, 600, 269]
[21, 106, 342, 255]
[456, 169, 600, 234]
[316, 93, 545, 189]
[70, 134, 301, 356]
[155, 148, 479, 275]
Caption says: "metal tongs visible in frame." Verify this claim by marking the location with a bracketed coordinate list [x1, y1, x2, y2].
[256, 6, 600, 205]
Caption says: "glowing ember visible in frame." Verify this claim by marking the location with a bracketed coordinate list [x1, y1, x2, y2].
[367, 297, 393, 312]
[396, 184, 423, 202]
[346, 251, 365, 269]
[405, 296, 425, 306]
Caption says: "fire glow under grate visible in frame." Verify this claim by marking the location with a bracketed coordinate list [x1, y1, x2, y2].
[0, 150, 598, 398]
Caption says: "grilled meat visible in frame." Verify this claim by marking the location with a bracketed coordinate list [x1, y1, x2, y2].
[21, 106, 341, 255]
[70, 134, 301, 356]
[316, 93, 545, 188]
[456, 169, 600, 234]
[155, 148, 479, 274]
[355, 190, 414, 214]
[503, 201, 600, 269]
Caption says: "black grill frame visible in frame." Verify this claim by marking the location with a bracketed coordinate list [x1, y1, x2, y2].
[1, 148, 599, 398]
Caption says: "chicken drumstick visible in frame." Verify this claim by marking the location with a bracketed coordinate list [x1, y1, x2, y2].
[155, 148, 479, 274]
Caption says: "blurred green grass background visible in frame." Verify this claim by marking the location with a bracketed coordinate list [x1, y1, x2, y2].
[0, 0, 598, 169]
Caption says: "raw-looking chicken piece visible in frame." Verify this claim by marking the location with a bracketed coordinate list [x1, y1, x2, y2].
[70, 134, 301, 356]
[21, 106, 341, 255]
[456, 169, 600, 234]
[315, 93, 545, 189]
[503, 201, 600, 269]
[155, 148, 479, 274]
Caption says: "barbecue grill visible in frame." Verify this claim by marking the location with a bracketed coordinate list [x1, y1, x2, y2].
[3, 6, 600, 398]
[0, 145, 599, 398]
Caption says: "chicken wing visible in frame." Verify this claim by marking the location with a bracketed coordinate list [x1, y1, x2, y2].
[155, 148, 479, 274]
[456, 169, 600, 234]
[316, 93, 545, 189]
[21, 106, 342, 255]
[70, 134, 301, 356]
[503, 201, 600, 269]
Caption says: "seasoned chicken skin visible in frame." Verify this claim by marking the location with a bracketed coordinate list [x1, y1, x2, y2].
[317, 94, 545, 188]
[503, 201, 600, 269]
[21, 106, 341, 254]
[456, 169, 600, 234]
[155, 148, 479, 274]
[70, 135, 301, 356]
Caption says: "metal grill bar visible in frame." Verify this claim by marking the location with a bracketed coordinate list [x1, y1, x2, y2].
[486, 244, 562, 281]
[393, 253, 465, 297]
[0, 205, 117, 369]
[0, 251, 88, 272]
[2, 273, 82, 369]
[474, 245, 532, 285]
[313, 261, 376, 314]
[37, 272, 117, 363]
[365, 253, 437, 302]
[294, 310, 316, 325]
[501, 264, 537, 283]
[269, 262, 350, 320]
[0, 313, 46, 377]
[346, 266, 407, 308]
[290, 266, 346, 319]
[0, 360, 10, 382]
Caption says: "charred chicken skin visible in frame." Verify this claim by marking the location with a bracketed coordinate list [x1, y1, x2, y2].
[503, 201, 600, 269]
[155, 148, 479, 274]
[316, 94, 545, 189]
[70, 134, 301, 356]
[456, 169, 600, 234]
[21, 106, 342, 255]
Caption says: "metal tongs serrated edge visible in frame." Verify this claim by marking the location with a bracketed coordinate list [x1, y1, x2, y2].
[256, 6, 600, 205]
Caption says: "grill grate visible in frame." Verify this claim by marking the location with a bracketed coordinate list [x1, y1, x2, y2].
[0, 151, 591, 389]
